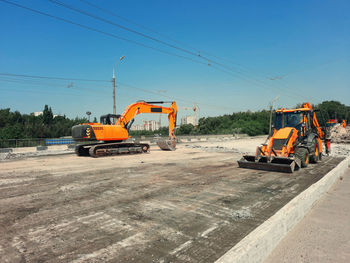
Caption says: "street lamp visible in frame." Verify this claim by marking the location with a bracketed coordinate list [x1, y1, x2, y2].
[112, 56, 125, 115]
[86, 111, 91, 122]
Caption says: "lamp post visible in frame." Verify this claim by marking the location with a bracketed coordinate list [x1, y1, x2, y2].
[112, 56, 125, 115]
[86, 111, 91, 122]
[269, 96, 279, 135]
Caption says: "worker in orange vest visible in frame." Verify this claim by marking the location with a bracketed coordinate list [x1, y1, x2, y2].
[342, 120, 346, 128]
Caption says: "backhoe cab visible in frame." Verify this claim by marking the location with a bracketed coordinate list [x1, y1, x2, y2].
[238, 102, 325, 173]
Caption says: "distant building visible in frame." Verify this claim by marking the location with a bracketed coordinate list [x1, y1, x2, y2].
[181, 115, 196, 126]
[32, 111, 60, 118]
[33, 111, 43, 117]
[130, 121, 160, 131]
[130, 124, 144, 131]
[144, 120, 160, 131]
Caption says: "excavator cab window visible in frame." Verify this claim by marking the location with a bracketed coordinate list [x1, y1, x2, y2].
[100, 114, 121, 125]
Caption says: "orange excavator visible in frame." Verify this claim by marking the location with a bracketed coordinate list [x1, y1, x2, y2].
[72, 101, 177, 157]
[238, 102, 327, 173]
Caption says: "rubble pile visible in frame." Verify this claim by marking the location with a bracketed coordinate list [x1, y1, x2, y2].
[329, 124, 350, 143]
[330, 143, 350, 157]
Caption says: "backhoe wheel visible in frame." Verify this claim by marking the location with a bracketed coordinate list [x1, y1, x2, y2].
[310, 139, 319, 163]
[296, 148, 309, 168]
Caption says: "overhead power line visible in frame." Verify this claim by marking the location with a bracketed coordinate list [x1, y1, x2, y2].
[0, 0, 313, 102]
[77, 0, 281, 80]
[0, 72, 240, 112]
[79, 0, 200, 53]
[45, 0, 309, 101]
[0, 0, 208, 66]
[0, 72, 110, 82]
[47, 0, 252, 72]
[78, 0, 263, 74]
[48, 0, 205, 60]
[76, 0, 329, 102]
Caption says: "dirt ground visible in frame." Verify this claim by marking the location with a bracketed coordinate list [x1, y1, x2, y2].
[0, 137, 344, 263]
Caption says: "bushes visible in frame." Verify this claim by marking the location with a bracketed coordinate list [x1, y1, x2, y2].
[0, 105, 87, 139]
[316, 101, 350, 122]
[196, 110, 269, 136]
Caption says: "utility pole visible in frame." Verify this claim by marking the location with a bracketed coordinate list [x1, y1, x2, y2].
[269, 96, 279, 135]
[193, 103, 197, 126]
[112, 70, 116, 115]
[112, 56, 125, 115]
[269, 105, 273, 135]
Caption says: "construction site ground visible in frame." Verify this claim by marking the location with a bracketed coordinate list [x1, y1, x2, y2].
[0, 137, 348, 263]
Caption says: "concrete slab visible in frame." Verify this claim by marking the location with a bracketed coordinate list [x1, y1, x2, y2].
[265, 168, 350, 263]
[216, 156, 350, 263]
[0, 148, 12, 153]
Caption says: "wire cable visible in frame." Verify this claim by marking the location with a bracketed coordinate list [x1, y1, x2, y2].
[0, 72, 110, 82]
[48, 0, 206, 60]
[0, 0, 208, 66]
[79, 0, 201, 53]
[0, 0, 314, 102]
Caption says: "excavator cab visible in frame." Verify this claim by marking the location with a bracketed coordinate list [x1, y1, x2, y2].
[100, 114, 121, 125]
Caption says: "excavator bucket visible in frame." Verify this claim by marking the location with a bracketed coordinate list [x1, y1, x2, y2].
[237, 155, 301, 173]
[156, 139, 176, 151]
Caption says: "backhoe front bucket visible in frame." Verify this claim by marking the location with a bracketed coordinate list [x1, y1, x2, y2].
[237, 155, 300, 173]
[156, 139, 176, 151]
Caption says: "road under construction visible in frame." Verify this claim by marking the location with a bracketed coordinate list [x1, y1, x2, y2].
[0, 136, 349, 262]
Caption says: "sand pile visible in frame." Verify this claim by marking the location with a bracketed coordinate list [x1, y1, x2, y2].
[329, 124, 350, 143]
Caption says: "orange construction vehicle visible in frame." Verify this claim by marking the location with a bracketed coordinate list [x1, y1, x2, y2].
[238, 102, 327, 173]
[342, 120, 346, 128]
[326, 119, 338, 128]
[72, 101, 177, 157]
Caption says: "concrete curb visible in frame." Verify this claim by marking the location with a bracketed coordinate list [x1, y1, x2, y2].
[215, 155, 350, 263]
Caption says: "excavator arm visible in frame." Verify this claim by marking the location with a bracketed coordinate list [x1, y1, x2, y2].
[116, 101, 177, 139]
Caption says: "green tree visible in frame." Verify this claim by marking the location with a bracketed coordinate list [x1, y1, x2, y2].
[43, 105, 53, 125]
[177, 124, 194, 135]
[316, 100, 349, 122]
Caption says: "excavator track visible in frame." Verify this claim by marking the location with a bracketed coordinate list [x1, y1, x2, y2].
[75, 142, 150, 158]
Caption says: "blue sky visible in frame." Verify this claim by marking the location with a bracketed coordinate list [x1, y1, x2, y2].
[0, 0, 349, 124]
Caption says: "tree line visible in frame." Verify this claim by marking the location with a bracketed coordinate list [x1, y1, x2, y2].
[0, 101, 349, 140]
[0, 105, 87, 140]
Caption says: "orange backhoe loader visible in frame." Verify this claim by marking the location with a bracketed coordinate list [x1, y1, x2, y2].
[237, 103, 327, 173]
[72, 101, 177, 157]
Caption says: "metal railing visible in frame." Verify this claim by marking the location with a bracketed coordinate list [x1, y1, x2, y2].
[0, 138, 74, 148]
